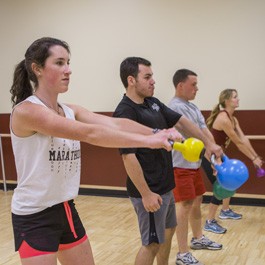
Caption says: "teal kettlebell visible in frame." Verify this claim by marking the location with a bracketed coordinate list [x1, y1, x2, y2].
[213, 180, 236, 200]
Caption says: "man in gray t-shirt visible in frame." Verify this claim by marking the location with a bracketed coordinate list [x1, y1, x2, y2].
[168, 96, 207, 170]
[168, 69, 222, 265]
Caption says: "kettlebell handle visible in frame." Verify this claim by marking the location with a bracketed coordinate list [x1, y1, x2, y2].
[168, 139, 183, 146]
[210, 154, 216, 165]
[211, 154, 228, 166]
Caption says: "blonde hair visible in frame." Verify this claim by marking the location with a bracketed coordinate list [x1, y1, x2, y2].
[206, 89, 237, 128]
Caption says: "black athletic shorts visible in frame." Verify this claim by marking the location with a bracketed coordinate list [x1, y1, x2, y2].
[12, 200, 86, 252]
[201, 156, 222, 205]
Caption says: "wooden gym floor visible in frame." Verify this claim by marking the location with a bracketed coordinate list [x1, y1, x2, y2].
[0, 190, 265, 265]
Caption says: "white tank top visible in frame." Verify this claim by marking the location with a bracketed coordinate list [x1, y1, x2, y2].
[11, 96, 81, 215]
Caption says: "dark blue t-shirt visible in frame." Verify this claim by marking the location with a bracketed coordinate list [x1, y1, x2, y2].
[113, 95, 182, 197]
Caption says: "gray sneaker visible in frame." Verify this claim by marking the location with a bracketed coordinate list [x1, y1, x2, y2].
[219, 209, 242, 220]
[204, 219, 227, 234]
[190, 235, 222, 250]
[176, 252, 204, 265]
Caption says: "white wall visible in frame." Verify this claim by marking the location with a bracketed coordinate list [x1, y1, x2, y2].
[1, 0, 265, 113]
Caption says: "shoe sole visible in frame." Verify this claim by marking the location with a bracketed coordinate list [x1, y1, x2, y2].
[203, 227, 227, 234]
[190, 245, 222, 250]
[219, 215, 242, 220]
[176, 261, 185, 265]
[176, 260, 192, 265]
[176, 260, 204, 265]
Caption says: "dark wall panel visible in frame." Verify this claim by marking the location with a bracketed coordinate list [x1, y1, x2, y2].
[1, 110, 265, 195]
[80, 143, 126, 187]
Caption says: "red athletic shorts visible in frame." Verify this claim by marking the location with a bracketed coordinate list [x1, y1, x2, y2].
[173, 168, 206, 202]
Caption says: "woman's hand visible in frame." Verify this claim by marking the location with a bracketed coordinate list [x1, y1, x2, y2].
[253, 156, 263, 168]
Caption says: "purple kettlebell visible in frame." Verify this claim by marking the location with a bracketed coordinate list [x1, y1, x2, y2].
[256, 168, 265, 178]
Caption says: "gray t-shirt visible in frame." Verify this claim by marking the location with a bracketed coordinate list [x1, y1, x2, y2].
[168, 97, 207, 169]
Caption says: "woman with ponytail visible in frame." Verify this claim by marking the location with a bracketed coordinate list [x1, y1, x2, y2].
[202, 89, 263, 234]
[9, 37, 178, 265]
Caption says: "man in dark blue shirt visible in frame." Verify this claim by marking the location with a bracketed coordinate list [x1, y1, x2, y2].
[113, 57, 222, 265]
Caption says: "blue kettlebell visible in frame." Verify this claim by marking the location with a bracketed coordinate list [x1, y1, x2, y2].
[211, 154, 249, 191]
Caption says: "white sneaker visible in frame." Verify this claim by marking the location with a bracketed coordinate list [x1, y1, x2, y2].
[176, 252, 204, 265]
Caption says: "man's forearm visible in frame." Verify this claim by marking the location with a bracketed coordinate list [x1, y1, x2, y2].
[175, 116, 212, 146]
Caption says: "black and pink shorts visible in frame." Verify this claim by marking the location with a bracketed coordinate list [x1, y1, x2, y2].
[12, 200, 87, 258]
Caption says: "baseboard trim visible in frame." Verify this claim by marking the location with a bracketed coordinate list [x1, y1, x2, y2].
[79, 187, 128, 198]
[202, 195, 265, 207]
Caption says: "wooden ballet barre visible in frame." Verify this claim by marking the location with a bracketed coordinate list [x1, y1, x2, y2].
[0, 134, 8, 192]
[246, 135, 265, 140]
[0, 133, 11, 137]
[1, 133, 265, 140]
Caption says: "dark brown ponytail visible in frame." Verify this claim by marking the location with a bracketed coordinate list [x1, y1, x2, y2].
[10, 60, 34, 107]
